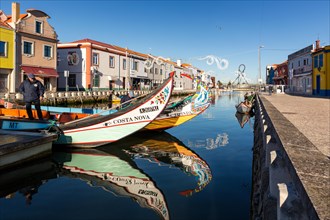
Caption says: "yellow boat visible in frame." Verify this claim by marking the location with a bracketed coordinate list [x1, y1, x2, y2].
[144, 83, 210, 131]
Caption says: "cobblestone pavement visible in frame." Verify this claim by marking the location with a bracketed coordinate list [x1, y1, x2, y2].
[262, 93, 330, 158]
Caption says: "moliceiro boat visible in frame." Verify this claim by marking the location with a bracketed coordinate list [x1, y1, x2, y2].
[52, 73, 174, 147]
[143, 82, 210, 131]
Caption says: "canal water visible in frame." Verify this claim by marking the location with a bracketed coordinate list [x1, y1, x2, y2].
[0, 91, 254, 220]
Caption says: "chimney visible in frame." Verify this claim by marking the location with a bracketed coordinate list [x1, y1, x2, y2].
[177, 59, 182, 67]
[0, 10, 7, 22]
[12, 2, 20, 23]
[315, 40, 320, 50]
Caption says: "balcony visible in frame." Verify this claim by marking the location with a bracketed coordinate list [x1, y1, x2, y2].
[293, 66, 312, 75]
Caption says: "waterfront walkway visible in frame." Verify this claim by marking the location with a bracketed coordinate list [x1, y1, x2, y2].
[254, 93, 329, 219]
[262, 93, 330, 158]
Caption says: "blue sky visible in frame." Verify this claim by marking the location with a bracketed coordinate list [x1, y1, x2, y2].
[1, 0, 329, 83]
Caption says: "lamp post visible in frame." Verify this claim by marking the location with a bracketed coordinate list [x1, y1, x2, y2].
[64, 70, 69, 92]
[258, 45, 264, 89]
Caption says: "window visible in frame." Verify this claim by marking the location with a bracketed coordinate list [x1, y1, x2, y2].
[319, 54, 323, 67]
[109, 56, 115, 68]
[123, 58, 126, 70]
[68, 74, 76, 87]
[35, 20, 43, 34]
[23, 41, 34, 55]
[0, 74, 8, 92]
[155, 68, 158, 74]
[160, 69, 163, 75]
[132, 61, 138, 71]
[93, 75, 100, 87]
[44, 45, 52, 58]
[93, 53, 99, 65]
[298, 60, 300, 67]
[0, 41, 7, 57]
[314, 54, 324, 68]
[314, 56, 318, 68]
[303, 59, 307, 65]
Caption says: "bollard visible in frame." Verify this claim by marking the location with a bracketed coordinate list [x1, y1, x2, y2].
[15, 93, 23, 100]
[269, 150, 282, 198]
[264, 125, 268, 132]
[277, 183, 302, 220]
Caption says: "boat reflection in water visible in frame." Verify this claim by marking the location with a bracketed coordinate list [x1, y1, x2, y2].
[235, 110, 255, 129]
[235, 112, 250, 128]
[53, 146, 169, 220]
[117, 131, 212, 197]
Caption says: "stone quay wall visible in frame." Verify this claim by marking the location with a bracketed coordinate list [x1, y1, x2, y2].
[251, 94, 329, 220]
[2, 89, 195, 106]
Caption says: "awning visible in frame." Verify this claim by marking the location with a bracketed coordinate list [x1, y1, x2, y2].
[21, 66, 59, 78]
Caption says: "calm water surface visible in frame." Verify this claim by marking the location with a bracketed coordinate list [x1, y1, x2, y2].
[0, 91, 254, 220]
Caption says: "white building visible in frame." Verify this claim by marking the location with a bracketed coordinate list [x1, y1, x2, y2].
[57, 39, 149, 91]
[288, 44, 314, 94]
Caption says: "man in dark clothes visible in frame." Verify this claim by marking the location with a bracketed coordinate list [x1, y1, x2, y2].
[19, 73, 45, 120]
[120, 91, 133, 108]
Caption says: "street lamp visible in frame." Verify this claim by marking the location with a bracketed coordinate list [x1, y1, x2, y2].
[258, 45, 264, 89]
[64, 70, 69, 92]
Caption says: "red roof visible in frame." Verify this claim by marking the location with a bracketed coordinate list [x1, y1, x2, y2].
[21, 66, 59, 78]
[71, 38, 148, 58]
[6, 14, 28, 22]
[0, 20, 12, 29]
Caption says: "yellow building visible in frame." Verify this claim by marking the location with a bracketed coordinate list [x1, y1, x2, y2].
[312, 44, 330, 96]
[0, 20, 15, 93]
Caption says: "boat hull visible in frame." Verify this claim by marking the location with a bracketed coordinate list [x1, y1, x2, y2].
[144, 103, 210, 131]
[54, 76, 174, 147]
[235, 102, 251, 114]
[0, 118, 53, 131]
[144, 84, 210, 131]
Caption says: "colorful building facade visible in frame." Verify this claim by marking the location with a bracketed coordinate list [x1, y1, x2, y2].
[266, 65, 276, 84]
[1, 2, 59, 92]
[312, 45, 330, 96]
[58, 39, 193, 91]
[288, 44, 313, 95]
[0, 19, 15, 93]
[273, 60, 288, 85]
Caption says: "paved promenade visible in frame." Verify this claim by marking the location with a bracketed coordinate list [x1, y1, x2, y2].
[262, 93, 330, 158]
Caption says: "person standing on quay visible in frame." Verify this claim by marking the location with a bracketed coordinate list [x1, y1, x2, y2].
[19, 73, 45, 120]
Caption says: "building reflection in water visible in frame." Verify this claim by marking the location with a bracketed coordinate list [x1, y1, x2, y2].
[187, 132, 229, 150]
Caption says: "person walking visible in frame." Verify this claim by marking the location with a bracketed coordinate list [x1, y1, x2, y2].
[19, 73, 45, 120]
